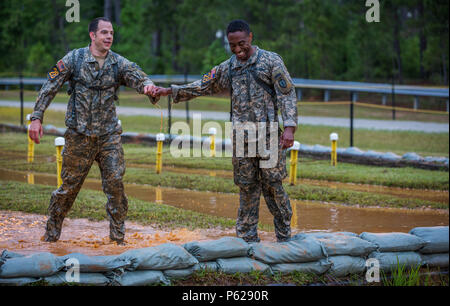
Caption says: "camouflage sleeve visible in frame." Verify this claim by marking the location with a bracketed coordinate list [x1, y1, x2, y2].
[119, 57, 159, 103]
[170, 60, 231, 103]
[271, 55, 298, 128]
[31, 51, 74, 123]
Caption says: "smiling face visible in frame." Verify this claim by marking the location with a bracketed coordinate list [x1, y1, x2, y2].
[89, 20, 114, 53]
[227, 30, 254, 62]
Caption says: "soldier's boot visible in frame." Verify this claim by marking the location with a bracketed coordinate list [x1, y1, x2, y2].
[103, 179, 128, 245]
[43, 190, 75, 242]
[236, 183, 262, 243]
[261, 181, 292, 242]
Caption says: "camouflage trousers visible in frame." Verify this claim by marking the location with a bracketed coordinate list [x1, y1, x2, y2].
[232, 136, 292, 243]
[44, 128, 128, 243]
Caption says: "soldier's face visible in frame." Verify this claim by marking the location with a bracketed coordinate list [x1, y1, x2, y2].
[90, 20, 114, 52]
[228, 31, 253, 61]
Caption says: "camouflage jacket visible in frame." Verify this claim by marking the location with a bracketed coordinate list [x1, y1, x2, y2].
[31, 46, 157, 136]
[171, 46, 298, 127]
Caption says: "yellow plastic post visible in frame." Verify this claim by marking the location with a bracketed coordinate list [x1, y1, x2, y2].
[26, 114, 34, 163]
[27, 173, 35, 185]
[289, 141, 300, 185]
[330, 133, 338, 166]
[291, 202, 298, 228]
[208, 127, 217, 157]
[55, 137, 65, 187]
[155, 186, 162, 203]
[156, 133, 165, 174]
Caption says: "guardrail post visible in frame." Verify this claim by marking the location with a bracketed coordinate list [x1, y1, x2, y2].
[447, 100, 449, 113]
[350, 92, 354, 147]
[296, 88, 302, 101]
[382, 95, 387, 105]
[413, 96, 419, 110]
[324, 90, 330, 102]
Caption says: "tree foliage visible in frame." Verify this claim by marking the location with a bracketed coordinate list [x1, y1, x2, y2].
[0, 0, 448, 84]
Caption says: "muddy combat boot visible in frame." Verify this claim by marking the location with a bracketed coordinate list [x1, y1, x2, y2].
[43, 217, 63, 242]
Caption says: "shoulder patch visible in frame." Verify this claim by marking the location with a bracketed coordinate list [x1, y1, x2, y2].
[201, 68, 216, 85]
[47, 66, 60, 80]
[272, 67, 292, 94]
[57, 60, 66, 72]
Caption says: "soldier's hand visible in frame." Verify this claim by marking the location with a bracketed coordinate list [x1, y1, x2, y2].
[143, 84, 157, 97]
[29, 119, 44, 144]
[281, 126, 295, 149]
[154, 87, 172, 97]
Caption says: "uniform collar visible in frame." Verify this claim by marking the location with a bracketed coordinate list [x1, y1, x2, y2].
[86, 44, 118, 65]
[231, 46, 260, 70]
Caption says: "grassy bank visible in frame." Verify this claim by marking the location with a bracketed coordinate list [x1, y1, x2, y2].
[0, 180, 237, 230]
[0, 135, 448, 209]
[1, 105, 449, 157]
[1, 89, 449, 123]
[0, 132, 448, 191]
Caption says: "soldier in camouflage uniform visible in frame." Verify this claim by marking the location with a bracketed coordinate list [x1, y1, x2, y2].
[29, 17, 158, 244]
[154, 20, 298, 242]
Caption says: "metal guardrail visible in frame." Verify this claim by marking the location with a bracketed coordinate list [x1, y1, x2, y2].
[0, 76, 448, 98]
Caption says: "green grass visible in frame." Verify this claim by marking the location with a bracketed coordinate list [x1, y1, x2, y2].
[0, 132, 448, 209]
[0, 180, 236, 230]
[1, 105, 449, 157]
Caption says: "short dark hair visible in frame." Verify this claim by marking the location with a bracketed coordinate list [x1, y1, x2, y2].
[89, 17, 112, 34]
[226, 19, 251, 36]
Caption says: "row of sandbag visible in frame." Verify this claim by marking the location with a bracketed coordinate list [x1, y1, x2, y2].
[0, 226, 448, 286]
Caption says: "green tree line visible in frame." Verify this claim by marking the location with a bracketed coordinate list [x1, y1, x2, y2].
[0, 0, 448, 85]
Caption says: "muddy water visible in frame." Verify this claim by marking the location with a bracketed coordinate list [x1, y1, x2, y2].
[128, 163, 449, 204]
[0, 168, 448, 256]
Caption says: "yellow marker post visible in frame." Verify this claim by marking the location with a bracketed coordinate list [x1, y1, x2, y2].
[27, 173, 35, 185]
[155, 133, 165, 174]
[55, 137, 65, 187]
[208, 127, 217, 157]
[289, 141, 300, 185]
[26, 114, 34, 163]
[155, 186, 162, 203]
[330, 133, 338, 166]
[291, 202, 298, 228]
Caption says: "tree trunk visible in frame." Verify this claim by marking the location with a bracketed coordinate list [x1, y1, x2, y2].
[393, 6, 403, 84]
[104, 0, 113, 19]
[113, 0, 121, 25]
[418, 0, 427, 80]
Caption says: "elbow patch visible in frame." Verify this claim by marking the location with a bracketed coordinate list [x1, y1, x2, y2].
[273, 68, 293, 95]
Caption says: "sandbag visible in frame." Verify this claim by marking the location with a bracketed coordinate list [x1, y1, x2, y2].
[0, 277, 40, 286]
[44, 272, 109, 286]
[251, 237, 326, 264]
[294, 232, 377, 257]
[409, 226, 449, 254]
[163, 266, 196, 279]
[183, 237, 251, 261]
[217, 257, 272, 274]
[118, 243, 198, 271]
[327, 256, 366, 277]
[270, 259, 331, 275]
[193, 261, 219, 272]
[360, 232, 426, 252]
[0, 252, 65, 278]
[420, 253, 449, 268]
[59, 253, 131, 273]
[368, 251, 422, 272]
[1, 250, 25, 259]
[108, 270, 170, 286]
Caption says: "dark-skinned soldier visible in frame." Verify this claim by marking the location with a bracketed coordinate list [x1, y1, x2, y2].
[153, 20, 298, 242]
